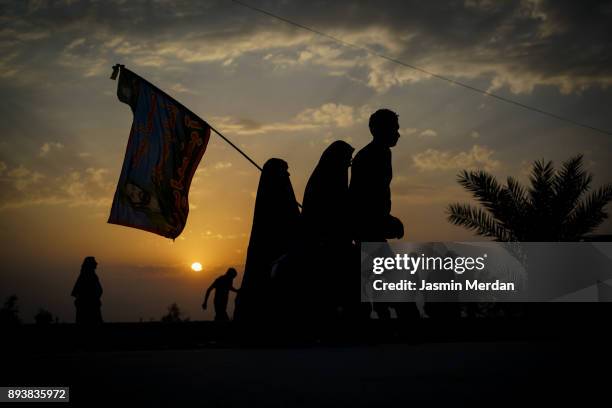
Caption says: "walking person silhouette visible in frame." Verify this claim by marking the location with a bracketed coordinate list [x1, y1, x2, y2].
[302, 140, 355, 320]
[71, 256, 104, 325]
[202, 268, 239, 321]
[233, 158, 301, 322]
[349, 109, 405, 320]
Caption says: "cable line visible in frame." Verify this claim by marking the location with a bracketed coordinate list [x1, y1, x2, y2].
[232, 0, 612, 137]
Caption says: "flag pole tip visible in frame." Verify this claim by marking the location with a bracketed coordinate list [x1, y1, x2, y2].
[110, 64, 125, 80]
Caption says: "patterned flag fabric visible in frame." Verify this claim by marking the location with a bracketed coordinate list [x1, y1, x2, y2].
[108, 68, 210, 239]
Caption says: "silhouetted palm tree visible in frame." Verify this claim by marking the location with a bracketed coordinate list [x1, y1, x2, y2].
[0, 295, 21, 326]
[34, 308, 55, 325]
[160, 302, 189, 323]
[447, 154, 612, 241]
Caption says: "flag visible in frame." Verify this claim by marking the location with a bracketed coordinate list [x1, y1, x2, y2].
[108, 68, 210, 239]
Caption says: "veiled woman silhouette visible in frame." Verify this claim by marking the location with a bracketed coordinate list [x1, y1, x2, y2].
[71, 256, 104, 325]
[302, 140, 355, 320]
[303, 140, 354, 245]
[234, 158, 301, 322]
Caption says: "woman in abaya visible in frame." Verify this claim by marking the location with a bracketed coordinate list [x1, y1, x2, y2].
[71, 256, 104, 325]
[302, 140, 354, 245]
[301, 140, 355, 321]
[233, 158, 301, 322]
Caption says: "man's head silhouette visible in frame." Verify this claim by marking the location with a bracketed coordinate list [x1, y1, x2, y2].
[369, 109, 400, 147]
[226, 268, 238, 279]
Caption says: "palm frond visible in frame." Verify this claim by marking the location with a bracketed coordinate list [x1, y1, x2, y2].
[564, 184, 612, 239]
[525, 159, 557, 238]
[447, 203, 514, 241]
[506, 176, 527, 205]
[450, 155, 609, 241]
[456, 170, 512, 225]
[503, 176, 530, 239]
[528, 159, 555, 209]
[553, 154, 593, 220]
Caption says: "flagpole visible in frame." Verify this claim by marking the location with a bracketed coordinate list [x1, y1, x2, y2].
[110, 64, 263, 172]
[208, 124, 262, 171]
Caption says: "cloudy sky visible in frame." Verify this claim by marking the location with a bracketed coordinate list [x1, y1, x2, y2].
[1, 0, 612, 322]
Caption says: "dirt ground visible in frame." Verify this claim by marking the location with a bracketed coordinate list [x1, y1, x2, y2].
[2, 340, 604, 406]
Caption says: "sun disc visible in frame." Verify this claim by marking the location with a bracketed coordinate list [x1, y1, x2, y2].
[191, 262, 202, 272]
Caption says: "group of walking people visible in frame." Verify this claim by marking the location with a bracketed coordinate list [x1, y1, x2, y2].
[71, 108, 410, 325]
[222, 108, 409, 323]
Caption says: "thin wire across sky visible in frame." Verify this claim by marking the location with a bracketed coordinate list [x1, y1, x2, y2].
[231, 0, 612, 137]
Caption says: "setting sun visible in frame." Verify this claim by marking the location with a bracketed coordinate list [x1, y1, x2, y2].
[191, 262, 203, 272]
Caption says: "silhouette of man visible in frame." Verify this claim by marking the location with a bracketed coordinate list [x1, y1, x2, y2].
[202, 268, 239, 321]
[71, 256, 103, 325]
[350, 109, 404, 320]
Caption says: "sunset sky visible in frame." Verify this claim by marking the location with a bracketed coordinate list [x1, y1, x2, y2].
[1, 0, 612, 322]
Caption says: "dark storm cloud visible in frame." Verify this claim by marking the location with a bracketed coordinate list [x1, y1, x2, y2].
[1, 0, 611, 93]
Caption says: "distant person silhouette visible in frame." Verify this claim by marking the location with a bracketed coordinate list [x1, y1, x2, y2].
[302, 140, 354, 319]
[350, 109, 404, 320]
[202, 268, 239, 321]
[71, 256, 103, 325]
[234, 158, 301, 322]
